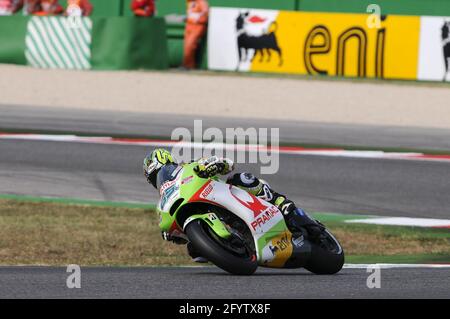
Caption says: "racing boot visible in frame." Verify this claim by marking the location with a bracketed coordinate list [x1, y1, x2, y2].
[271, 195, 325, 240]
[251, 179, 325, 240]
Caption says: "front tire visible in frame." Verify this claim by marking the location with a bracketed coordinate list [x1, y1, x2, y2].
[185, 220, 258, 275]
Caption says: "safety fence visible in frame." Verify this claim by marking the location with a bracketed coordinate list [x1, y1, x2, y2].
[207, 7, 450, 82]
[151, 0, 450, 68]
[40, 0, 450, 18]
[0, 16, 169, 70]
[2, 1, 450, 77]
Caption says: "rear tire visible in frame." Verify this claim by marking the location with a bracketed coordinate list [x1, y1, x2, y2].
[304, 230, 345, 275]
[185, 220, 258, 275]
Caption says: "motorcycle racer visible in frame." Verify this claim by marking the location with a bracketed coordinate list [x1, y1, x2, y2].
[143, 148, 325, 262]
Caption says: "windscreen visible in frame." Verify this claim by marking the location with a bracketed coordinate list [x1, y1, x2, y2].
[156, 164, 181, 190]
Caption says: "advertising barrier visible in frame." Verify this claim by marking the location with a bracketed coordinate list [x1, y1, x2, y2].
[208, 7, 450, 82]
[0, 16, 169, 70]
[418, 16, 450, 81]
[0, 17, 28, 65]
[25, 17, 93, 70]
[91, 17, 169, 70]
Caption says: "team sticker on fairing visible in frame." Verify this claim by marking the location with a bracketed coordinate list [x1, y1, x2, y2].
[250, 206, 279, 231]
[160, 181, 179, 209]
[262, 231, 293, 267]
[200, 183, 214, 198]
[160, 180, 177, 196]
[181, 175, 194, 185]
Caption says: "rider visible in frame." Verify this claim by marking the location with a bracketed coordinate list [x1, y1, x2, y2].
[143, 148, 325, 262]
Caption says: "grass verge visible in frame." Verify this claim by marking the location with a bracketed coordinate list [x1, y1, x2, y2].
[0, 199, 448, 266]
[0, 199, 189, 266]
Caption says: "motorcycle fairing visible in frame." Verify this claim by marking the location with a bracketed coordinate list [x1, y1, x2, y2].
[188, 179, 295, 267]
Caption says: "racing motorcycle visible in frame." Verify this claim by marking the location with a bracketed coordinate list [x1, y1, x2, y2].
[157, 162, 344, 275]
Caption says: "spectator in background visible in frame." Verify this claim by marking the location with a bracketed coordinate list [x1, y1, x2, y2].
[23, 0, 39, 15]
[29, 0, 63, 16]
[182, 0, 209, 69]
[65, 0, 93, 17]
[131, 0, 155, 17]
[0, 0, 23, 15]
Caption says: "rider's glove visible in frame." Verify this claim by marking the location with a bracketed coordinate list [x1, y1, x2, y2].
[194, 162, 223, 178]
[194, 156, 234, 178]
[274, 196, 296, 216]
[161, 231, 188, 245]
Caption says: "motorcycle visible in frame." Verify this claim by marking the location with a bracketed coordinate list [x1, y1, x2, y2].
[156, 162, 344, 275]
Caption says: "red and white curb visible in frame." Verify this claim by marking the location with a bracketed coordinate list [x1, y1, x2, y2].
[1, 133, 450, 163]
[346, 217, 450, 229]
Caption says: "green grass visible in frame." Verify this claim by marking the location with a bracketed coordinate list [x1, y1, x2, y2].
[0, 199, 190, 266]
[0, 197, 448, 266]
[323, 219, 450, 240]
[346, 254, 450, 264]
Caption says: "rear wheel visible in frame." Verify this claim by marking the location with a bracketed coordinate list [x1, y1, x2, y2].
[185, 219, 258, 275]
[304, 229, 344, 275]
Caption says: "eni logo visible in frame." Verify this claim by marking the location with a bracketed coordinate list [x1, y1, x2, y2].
[304, 24, 386, 78]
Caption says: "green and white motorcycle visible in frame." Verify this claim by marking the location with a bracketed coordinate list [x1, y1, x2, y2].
[157, 162, 344, 275]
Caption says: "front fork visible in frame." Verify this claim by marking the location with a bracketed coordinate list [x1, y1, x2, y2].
[183, 213, 232, 239]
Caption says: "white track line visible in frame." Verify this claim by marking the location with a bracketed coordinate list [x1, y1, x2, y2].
[1, 133, 450, 163]
[346, 217, 450, 228]
[151, 264, 450, 269]
[344, 264, 450, 269]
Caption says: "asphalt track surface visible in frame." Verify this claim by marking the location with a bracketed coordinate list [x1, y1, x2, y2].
[1, 105, 450, 219]
[1, 137, 450, 218]
[2, 104, 450, 151]
[0, 266, 449, 298]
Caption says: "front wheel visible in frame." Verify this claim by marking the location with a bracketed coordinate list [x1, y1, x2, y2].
[185, 220, 258, 275]
[304, 229, 345, 275]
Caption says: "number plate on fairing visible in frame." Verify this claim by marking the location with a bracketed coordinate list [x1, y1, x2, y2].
[159, 179, 181, 212]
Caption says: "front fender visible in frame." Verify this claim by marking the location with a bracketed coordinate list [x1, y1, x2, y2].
[183, 213, 231, 239]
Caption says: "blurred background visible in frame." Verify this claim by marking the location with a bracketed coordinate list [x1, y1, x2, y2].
[0, 0, 449, 298]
